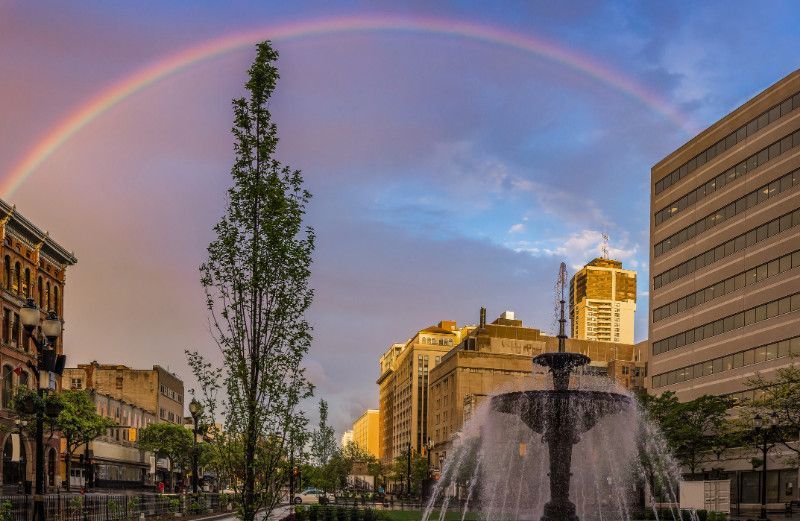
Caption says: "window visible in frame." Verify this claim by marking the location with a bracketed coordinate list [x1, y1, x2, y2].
[13, 263, 19, 294]
[2, 310, 8, 345]
[37, 277, 43, 308]
[12, 313, 19, 349]
[3, 256, 9, 290]
[23, 268, 30, 298]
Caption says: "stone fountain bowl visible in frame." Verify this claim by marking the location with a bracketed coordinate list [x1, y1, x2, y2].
[491, 390, 631, 436]
[533, 351, 590, 371]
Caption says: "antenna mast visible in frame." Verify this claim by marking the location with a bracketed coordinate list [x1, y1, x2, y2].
[601, 233, 610, 260]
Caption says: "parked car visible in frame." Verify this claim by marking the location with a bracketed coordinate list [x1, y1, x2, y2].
[294, 488, 327, 504]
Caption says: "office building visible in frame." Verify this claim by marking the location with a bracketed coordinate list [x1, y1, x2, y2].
[649, 70, 800, 402]
[570, 258, 637, 344]
[376, 322, 473, 462]
[351, 409, 380, 459]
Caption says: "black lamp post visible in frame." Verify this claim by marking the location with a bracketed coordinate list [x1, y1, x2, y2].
[20, 298, 66, 521]
[406, 442, 411, 497]
[188, 399, 204, 494]
[753, 412, 779, 520]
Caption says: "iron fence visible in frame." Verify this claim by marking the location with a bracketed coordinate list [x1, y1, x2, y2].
[0, 492, 236, 520]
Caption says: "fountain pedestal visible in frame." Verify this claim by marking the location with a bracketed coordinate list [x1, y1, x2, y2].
[492, 352, 629, 521]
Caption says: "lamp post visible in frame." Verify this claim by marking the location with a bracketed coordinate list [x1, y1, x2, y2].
[20, 298, 65, 521]
[406, 442, 411, 498]
[188, 399, 204, 494]
[753, 412, 779, 520]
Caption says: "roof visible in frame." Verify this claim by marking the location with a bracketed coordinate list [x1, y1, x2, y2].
[0, 199, 77, 265]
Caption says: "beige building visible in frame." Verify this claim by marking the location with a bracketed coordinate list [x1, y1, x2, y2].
[64, 362, 184, 424]
[649, 69, 800, 403]
[428, 310, 645, 466]
[341, 430, 353, 447]
[376, 322, 474, 462]
[570, 258, 637, 344]
[351, 409, 380, 459]
[66, 390, 157, 490]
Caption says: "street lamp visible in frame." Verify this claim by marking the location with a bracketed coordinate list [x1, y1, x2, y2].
[189, 399, 204, 494]
[753, 412, 779, 520]
[20, 298, 66, 521]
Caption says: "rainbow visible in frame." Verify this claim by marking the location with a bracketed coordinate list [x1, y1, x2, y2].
[2, 14, 696, 197]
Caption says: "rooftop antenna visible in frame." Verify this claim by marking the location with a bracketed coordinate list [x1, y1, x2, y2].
[601, 233, 610, 260]
[552, 262, 569, 349]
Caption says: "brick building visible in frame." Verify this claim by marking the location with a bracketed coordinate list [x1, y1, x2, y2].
[0, 200, 77, 492]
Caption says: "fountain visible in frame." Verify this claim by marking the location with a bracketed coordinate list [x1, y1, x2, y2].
[422, 263, 687, 521]
[490, 263, 630, 521]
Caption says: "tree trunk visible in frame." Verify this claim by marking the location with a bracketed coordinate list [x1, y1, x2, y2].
[65, 448, 71, 492]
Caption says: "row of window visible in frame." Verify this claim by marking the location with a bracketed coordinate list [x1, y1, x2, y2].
[419, 336, 454, 346]
[652, 335, 800, 388]
[653, 250, 800, 322]
[652, 292, 800, 356]
[655, 90, 800, 195]
[2, 256, 60, 313]
[158, 383, 183, 404]
[655, 167, 800, 256]
[653, 207, 800, 290]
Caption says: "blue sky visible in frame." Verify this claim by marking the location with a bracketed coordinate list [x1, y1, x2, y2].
[1, 1, 799, 431]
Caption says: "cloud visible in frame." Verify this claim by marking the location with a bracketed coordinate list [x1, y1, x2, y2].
[508, 223, 526, 234]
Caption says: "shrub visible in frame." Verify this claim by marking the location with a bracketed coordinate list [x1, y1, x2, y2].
[336, 506, 348, 521]
[309, 504, 320, 521]
[349, 506, 360, 521]
[0, 500, 13, 521]
[696, 509, 707, 521]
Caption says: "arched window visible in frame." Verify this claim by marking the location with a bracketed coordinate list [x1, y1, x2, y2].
[3, 434, 27, 487]
[37, 277, 43, 308]
[1, 365, 12, 409]
[23, 268, 30, 298]
[13, 262, 20, 294]
[18, 372, 28, 389]
[47, 447, 57, 488]
[3, 256, 9, 290]
[46, 281, 50, 311]
[53, 286, 60, 316]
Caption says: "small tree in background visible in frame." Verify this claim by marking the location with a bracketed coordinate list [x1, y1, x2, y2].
[137, 423, 194, 491]
[311, 400, 336, 467]
[188, 40, 314, 521]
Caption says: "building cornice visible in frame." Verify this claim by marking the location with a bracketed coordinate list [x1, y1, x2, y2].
[0, 200, 77, 266]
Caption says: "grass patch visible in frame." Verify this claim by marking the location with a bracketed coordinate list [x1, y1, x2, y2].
[380, 510, 478, 521]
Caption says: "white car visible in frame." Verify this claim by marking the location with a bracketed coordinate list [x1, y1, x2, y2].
[293, 488, 327, 504]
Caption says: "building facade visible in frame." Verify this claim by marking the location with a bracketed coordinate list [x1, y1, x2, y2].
[341, 430, 354, 448]
[351, 409, 380, 459]
[376, 323, 473, 462]
[649, 70, 800, 402]
[63, 363, 184, 424]
[0, 201, 77, 492]
[570, 258, 637, 344]
[66, 390, 157, 490]
[428, 310, 645, 466]
[647, 68, 800, 511]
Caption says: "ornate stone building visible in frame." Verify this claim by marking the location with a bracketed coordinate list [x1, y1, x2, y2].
[0, 200, 77, 491]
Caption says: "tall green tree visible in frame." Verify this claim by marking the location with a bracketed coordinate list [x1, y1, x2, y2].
[189, 40, 314, 521]
[311, 400, 336, 467]
[137, 422, 194, 491]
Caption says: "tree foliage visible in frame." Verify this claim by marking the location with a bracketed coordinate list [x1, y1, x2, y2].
[639, 391, 735, 476]
[311, 400, 336, 467]
[56, 390, 117, 491]
[137, 422, 194, 480]
[188, 40, 314, 521]
[745, 365, 800, 465]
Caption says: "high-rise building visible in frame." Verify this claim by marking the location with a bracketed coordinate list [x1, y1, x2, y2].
[341, 430, 354, 447]
[351, 409, 380, 459]
[570, 258, 637, 344]
[376, 322, 473, 463]
[649, 70, 800, 402]
[0, 200, 77, 492]
[428, 309, 645, 467]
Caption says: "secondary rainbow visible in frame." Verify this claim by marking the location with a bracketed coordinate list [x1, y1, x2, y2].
[2, 14, 696, 198]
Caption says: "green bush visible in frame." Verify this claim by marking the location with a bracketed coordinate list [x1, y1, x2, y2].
[0, 500, 13, 521]
[695, 509, 707, 521]
[309, 504, 320, 521]
[349, 506, 360, 521]
[363, 508, 375, 521]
